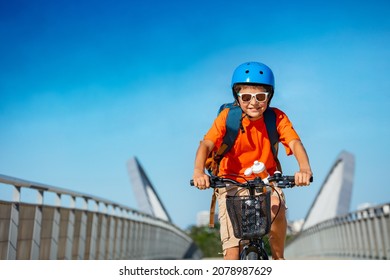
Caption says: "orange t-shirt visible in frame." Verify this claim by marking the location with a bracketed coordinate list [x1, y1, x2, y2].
[204, 107, 300, 181]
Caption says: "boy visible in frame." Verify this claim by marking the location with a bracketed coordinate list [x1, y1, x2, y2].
[192, 61, 312, 260]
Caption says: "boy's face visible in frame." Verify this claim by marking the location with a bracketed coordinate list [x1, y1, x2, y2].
[237, 85, 269, 120]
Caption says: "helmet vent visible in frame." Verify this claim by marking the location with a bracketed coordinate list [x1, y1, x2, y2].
[245, 70, 249, 73]
[259, 71, 263, 74]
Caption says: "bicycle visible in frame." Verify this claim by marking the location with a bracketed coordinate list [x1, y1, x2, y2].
[191, 171, 312, 260]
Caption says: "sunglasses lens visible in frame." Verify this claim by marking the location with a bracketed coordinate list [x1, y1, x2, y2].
[240, 94, 252, 102]
[255, 93, 267, 102]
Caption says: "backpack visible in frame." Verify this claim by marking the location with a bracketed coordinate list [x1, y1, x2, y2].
[206, 102, 281, 227]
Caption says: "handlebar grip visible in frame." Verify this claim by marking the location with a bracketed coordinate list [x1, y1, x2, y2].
[284, 176, 313, 182]
[285, 176, 295, 182]
[190, 177, 225, 188]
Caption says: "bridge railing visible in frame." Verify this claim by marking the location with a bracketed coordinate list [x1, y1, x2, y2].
[285, 203, 390, 259]
[0, 174, 201, 260]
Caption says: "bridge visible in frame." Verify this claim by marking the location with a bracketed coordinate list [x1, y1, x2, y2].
[0, 151, 389, 260]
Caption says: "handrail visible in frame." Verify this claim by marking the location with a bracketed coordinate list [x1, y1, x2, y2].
[0, 174, 190, 240]
[0, 173, 198, 260]
[1, 173, 142, 211]
[285, 202, 390, 259]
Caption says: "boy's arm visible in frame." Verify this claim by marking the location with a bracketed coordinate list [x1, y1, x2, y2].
[193, 139, 214, 189]
[288, 139, 313, 186]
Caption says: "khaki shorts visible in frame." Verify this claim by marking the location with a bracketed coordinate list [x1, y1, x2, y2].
[216, 186, 287, 252]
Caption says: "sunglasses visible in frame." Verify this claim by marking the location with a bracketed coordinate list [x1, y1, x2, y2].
[237, 92, 269, 103]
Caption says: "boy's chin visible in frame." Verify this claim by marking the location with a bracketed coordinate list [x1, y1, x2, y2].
[246, 112, 263, 119]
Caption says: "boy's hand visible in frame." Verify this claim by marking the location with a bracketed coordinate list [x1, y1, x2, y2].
[294, 169, 313, 186]
[192, 169, 211, 190]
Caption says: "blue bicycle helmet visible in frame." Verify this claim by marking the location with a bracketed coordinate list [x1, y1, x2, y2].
[231, 62, 275, 101]
[231, 61, 275, 88]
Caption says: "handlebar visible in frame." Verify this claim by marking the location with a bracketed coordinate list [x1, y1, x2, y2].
[190, 172, 313, 189]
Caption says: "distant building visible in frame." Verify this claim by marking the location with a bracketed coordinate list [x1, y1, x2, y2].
[287, 219, 304, 235]
[197, 211, 210, 227]
[357, 202, 373, 210]
[196, 210, 219, 227]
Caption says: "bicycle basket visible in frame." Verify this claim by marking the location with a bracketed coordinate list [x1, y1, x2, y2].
[226, 192, 271, 239]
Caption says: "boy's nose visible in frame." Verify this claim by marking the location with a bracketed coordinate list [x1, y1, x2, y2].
[250, 96, 259, 104]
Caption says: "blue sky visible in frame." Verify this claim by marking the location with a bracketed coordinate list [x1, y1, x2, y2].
[1, 0, 389, 230]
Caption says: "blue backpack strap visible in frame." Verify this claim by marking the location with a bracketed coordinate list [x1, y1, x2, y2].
[209, 102, 241, 227]
[214, 103, 242, 163]
[263, 107, 281, 171]
[217, 102, 233, 114]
